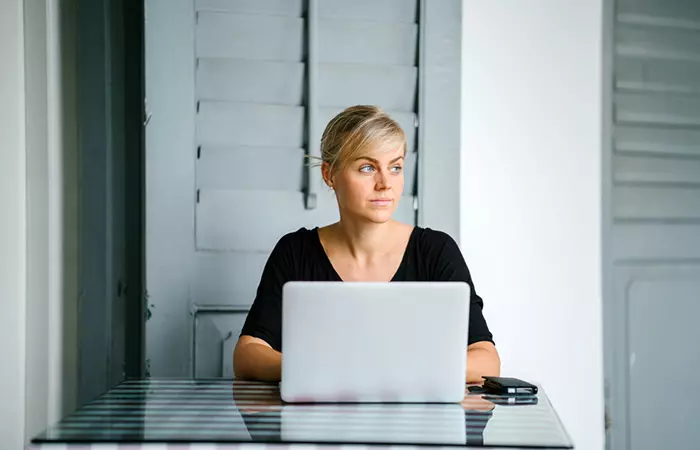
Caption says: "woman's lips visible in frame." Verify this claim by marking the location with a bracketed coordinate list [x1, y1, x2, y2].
[370, 199, 393, 206]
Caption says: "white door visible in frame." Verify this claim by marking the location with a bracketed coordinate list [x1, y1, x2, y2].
[605, 0, 700, 448]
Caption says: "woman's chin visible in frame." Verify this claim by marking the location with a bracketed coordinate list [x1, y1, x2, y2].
[340, 207, 396, 224]
[366, 210, 395, 224]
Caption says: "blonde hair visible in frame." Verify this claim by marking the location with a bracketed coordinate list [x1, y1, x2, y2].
[312, 105, 407, 173]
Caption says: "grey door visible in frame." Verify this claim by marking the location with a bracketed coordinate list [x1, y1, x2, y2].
[605, 0, 700, 448]
[145, 0, 434, 378]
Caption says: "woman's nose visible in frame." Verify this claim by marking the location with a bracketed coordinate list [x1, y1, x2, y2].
[375, 170, 391, 190]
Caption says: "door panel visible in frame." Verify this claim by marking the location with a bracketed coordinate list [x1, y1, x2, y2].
[194, 311, 248, 378]
[606, 1, 700, 449]
[609, 265, 700, 450]
[628, 280, 700, 450]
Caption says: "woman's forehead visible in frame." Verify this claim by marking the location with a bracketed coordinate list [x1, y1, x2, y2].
[355, 138, 405, 161]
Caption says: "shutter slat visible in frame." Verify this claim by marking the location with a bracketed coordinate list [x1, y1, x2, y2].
[615, 91, 700, 127]
[614, 186, 700, 221]
[196, 12, 304, 61]
[195, 0, 303, 16]
[319, 64, 417, 111]
[196, 190, 339, 252]
[197, 146, 304, 191]
[613, 224, 700, 260]
[197, 102, 304, 147]
[616, 24, 700, 61]
[615, 125, 700, 157]
[197, 60, 304, 105]
[614, 154, 700, 186]
[318, 20, 417, 65]
[617, 0, 700, 23]
[318, 0, 417, 23]
[617, 57, 700, 94]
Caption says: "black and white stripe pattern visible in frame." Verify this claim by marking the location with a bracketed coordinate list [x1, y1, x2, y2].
[30, 379, 572, 449]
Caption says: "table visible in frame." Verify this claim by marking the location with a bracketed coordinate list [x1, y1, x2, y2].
[29, 379, 573, 449]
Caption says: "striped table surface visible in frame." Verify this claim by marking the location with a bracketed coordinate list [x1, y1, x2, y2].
[29, 379, 572, 449]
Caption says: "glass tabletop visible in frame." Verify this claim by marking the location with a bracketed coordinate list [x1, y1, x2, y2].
[32, 379, 573, 448]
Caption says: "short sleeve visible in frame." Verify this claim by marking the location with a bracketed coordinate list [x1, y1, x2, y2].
[426, 230, 494, 345]
[239, 234, 294, 352]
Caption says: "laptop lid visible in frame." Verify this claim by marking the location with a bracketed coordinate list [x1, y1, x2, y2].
[280, 281, 470, 403]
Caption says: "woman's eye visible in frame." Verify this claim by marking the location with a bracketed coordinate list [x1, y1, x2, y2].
[391, 165, 403, 174]
[359, 165, 374, 173]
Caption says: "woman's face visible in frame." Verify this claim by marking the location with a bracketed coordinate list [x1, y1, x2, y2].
[325, 142, 405, 224]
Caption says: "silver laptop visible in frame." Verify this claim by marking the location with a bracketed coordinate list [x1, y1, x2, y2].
[280, 282, 470, 403]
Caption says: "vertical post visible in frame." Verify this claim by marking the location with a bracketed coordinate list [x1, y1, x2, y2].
[415, 0, 462, 241]
[304, 0, 319, 210]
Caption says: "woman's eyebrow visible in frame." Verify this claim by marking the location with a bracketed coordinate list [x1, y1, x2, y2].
[354, 156, 404, 164]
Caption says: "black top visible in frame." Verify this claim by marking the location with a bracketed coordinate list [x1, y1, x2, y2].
[241, 226, 494, 351]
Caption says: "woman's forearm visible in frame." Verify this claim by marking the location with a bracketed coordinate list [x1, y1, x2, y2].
[233, 338, 500, 384]
[466, 342, 501, 383]
[233, 339, 282, 382]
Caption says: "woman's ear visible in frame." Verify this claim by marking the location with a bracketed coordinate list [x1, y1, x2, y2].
[321, 162, 334, 190]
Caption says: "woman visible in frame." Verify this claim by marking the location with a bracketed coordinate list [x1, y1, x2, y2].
[234, 105, 500, 383]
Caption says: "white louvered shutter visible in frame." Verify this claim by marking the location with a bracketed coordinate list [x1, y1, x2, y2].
[191, 0, 420, 377]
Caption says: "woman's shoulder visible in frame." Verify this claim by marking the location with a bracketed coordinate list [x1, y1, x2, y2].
[275, 227, 319, 250]
[268, 227, 323, 262]
[412, 226, 459, 250]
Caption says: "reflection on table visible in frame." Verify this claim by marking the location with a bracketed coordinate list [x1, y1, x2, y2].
[31, 379, 573, 449]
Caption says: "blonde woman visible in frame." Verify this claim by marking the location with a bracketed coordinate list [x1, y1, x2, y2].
[234, 105, 500, 383]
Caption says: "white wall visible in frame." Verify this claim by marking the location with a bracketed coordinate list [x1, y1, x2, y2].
[23, 0, 80, 437]
[0, 0, 28, 448]
[461, 2, 605, 450]
[0, 1, 79, 447]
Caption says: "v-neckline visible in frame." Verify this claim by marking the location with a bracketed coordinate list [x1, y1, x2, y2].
[314, 226, 417, 282]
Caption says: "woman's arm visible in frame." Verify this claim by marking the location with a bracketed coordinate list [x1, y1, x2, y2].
[233, 335, 500, 384]
[233, 335, 282, 382]
[467, 341, 501, 383]
[425, 229, 501, 382]
[234, 233, 295, 381]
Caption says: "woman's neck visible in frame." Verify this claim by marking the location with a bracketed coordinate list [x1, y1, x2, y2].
[332, 219, 397, 260]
